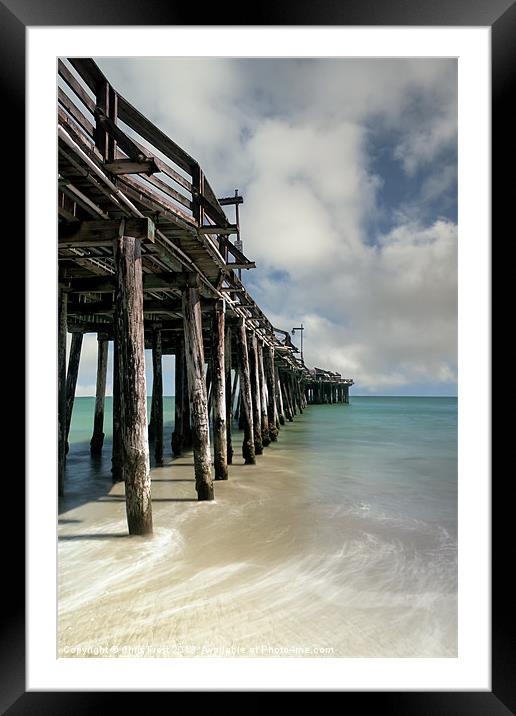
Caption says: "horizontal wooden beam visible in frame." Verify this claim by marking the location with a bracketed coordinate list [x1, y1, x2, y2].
[218, 195, 244, 206]
[68, 297, 217, 316]
[65, 271, 189, 294]
[59, 218, 155, 248]
[198, 225, 238, 236]
[104, 158, 159, 175]
[226, 262, 256, 270]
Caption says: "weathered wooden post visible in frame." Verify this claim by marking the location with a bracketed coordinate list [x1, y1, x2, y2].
[257, 338, 270, 447]
[171, 338, 185, 456]
[65, 330, 83, 451]
[275, 366, 285, 426]
[151, 323, 164, 465]
[295, 376, 303, 414]
[236, 318, 255, 464]
[58, 287, 67, 496]
[280, 371, 293, 422]
[285, 372, 293, 421]
[287, 373, 297, 416]
[231, 370, 239, 416]
[111, 334, 123, 482]
[90, 332, 109, 455]
[182, 360, 193, 449]
[248, 331, 263, 455]
[264, 346, 278, 441]
[237, 392, 244, 430]
[213, 300, 228, 480]
[148, 378, 156, 441]
[344, 384, 349, 404]
[225, 324, 234, 465]
[114, 221, 153, 534]
[182, 272, 214, 500]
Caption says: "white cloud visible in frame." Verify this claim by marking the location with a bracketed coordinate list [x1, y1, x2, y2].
[87, 57, 458, 394]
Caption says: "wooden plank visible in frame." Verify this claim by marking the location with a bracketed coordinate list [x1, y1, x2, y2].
[96, 107, 155, 164]
[137, 172, 192, 210]
[198, 225, 238, 236]
[66, 272, 185, 294]
[58, 179, 110, 219]
[58, 59, 96, 115]
[117, 174, 195, 227]
[113, 232, 153, 535]
[218, 195, 244, 206]
[58, 87, 95, 137]
[120, 138, 192, 192]
[226, 262, 257, 270]
[104, 158, 158, 175]
[58, 205, 79, 223]
[67, 58, 106, 93]
[222, 237, 255, 265]
[59, 218, 155, 248]
[118, 94, 195, 174]
[182, 273, 214, 500]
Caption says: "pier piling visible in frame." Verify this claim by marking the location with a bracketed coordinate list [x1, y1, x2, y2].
[151, 323, 164, 465]
[275, 366, 286, 426]
[225, 324, 234, 465]
[114, 227, 153, 535]
[111, 334, 123, 483]
[257, 339, 270, 447]
[249, 331, 263, 455]
[171, 338, 185, 456]
[236, 319, 255, 464]
[58, 287, 67, 496]
[213, 300, 228, 480]
[65, 330, 83, 452]
[90, 333, 108, 455]
[264, 347, 278, 441]
[182, 273, 214, 501]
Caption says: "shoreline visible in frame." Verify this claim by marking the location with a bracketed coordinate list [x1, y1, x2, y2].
[59, 402, 457, 659]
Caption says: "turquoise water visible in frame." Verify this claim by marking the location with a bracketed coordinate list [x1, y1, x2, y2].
[69, 396, 176, 445]
[69, 396, 457, 531]
[64, 395, 457, 655]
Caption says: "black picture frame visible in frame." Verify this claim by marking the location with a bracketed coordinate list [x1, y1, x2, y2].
[6, 0, 508, 710]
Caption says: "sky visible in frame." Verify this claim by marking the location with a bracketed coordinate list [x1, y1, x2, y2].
[69, 57, 457, 397]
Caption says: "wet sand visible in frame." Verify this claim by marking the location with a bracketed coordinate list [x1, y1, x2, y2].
[59, 412, 457, 658]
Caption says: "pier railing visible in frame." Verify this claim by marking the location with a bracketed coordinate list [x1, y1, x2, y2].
[58, 59, 254, 272]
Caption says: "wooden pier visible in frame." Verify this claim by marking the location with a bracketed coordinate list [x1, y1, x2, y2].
[58, 58, 354, 535]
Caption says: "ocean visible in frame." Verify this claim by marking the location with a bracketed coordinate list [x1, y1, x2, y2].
[59, 396, 457, 658]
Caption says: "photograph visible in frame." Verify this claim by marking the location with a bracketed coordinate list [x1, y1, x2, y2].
[57, 55, 458, 660]
[7, 2, 505, 706]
